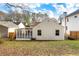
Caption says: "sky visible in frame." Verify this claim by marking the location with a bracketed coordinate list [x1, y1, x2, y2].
[0, 3, 79, 19]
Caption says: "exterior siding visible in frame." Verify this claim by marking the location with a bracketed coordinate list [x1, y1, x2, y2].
[67, 15, 79, 31]
[33, 20, 64, 40]
[61, 13, 79, 39]
[0, 25, 8, 38]
[64, 14, 79, 35]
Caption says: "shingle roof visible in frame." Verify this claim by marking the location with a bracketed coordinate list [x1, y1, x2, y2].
[67, 9, 79, 17]
[0, 21, 18, 28]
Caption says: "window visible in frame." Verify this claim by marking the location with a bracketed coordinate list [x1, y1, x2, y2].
[74, 16, 77, 18]
[67, 18, 69, 22]
[55, 30, 60, 36]
[37, 30, 42, 36]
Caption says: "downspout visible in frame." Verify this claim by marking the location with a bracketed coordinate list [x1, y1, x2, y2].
[63, 12, 67, 39]
[65, 16, 67, 39]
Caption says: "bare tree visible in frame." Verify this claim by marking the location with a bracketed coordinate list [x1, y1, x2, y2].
[5, 3, 31, 25]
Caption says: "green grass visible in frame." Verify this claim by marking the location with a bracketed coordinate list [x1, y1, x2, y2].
[0, 39, 79, 56]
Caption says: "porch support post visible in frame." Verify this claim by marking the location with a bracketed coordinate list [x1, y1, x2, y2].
[23, 29, 24, 38]
[19, 29, 20, 38]
[16, 29, 17, 38]
[18, 29, 19, 38]
[27, 30, 28, 38]
[24, 29, 26, 38]
[25, 30, 27, 38]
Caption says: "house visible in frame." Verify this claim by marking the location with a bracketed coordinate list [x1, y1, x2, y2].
[16, 18, 64, 40]
[0, 21, 18, 38]
[61, 9, 79, 39]
[0, 11, 6, 21]
[32, 18, 64, 40]
[0, 11, 64, 40]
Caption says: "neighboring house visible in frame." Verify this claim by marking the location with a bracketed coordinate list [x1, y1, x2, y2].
[61, 9, 79, 39]
[0, 11, 6, 21]
[0, 21, 18, 38]
[0, 25, 8, 38]
[16, 18, 64, 40]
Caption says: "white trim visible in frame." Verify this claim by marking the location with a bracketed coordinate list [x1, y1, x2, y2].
[16, 38, 31, 40]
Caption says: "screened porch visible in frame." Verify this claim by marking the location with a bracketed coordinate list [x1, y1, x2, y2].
[15, 28, 32, 40]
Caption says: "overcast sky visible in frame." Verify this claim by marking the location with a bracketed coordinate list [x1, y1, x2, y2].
[0, 3, 79, 19]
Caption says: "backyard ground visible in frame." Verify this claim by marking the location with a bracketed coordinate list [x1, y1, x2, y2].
[0, 39, 79, 56]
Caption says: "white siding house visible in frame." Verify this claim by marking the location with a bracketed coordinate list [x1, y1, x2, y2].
[61, 9, 79, 39]
[32, 18, 64, 40]
[16, 18, 64, 40]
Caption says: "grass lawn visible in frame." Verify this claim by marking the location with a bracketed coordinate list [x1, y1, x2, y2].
[0, 39, 79, 56]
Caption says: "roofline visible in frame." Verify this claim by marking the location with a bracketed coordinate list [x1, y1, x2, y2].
[0, 24, 8, 28]
[66, 9, 79, 17]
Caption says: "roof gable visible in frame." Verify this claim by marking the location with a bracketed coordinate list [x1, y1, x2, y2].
[42, 18, 58, 24]
[33, 18, 63, 28]
[18, 22, 25, 28]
